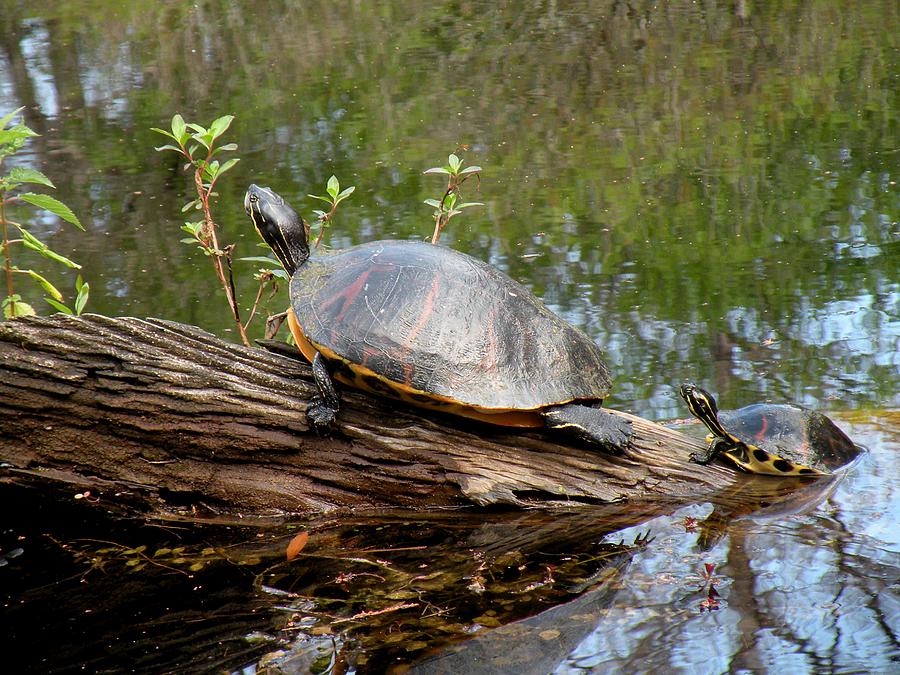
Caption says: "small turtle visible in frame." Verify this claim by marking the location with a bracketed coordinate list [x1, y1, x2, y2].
[679, 383, 858, 476]
[244, 185, 632, 453]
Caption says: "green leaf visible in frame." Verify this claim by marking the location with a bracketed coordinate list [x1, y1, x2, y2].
[424, 167, 451, 175]
[13, 267, 63, 301]
[457, 202, 484, 209]
[181, 199, 200, 213]
[191, 133, 210, 151]
[307, 194, 332, 204]
[171, 114, 187, 142]
[150, 128, 177, 141]
[336, 186, 355, 202]
[326, 175, 340, 199]
[186, 123, 207, 135]
[217, 157, 239, 177]
[202, 159, 220, 181]
[17, 228, 82, 268]
[0, 108, 36, 146]
[180, 237, 199, 244]
[0, 130, 28, 147]
[208, 142, 238, 159]
[17, 193, 83, 230]
[8, 167, 55, 189]
[3, 295, 36, 318]
[271, 269, 290, 281]
[181, 222, 202, 235]
[460, 166, 482, 175]
[209, 115, 234, 140]
[0, 107, 25, 130]
[154, 143, 183, 154]
[74, 277, 89, 315]
[448, 154, 462, 172]
[238, 256, 281, 266]
[423, 199, 442, 208]
[44, 297, 74, 315]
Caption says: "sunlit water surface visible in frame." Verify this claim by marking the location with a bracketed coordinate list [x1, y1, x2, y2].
[561, 417, 899, 674]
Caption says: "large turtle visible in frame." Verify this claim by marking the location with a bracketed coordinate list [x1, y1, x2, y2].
[680, 383, 859, 476]
[244, 185, 632, 453]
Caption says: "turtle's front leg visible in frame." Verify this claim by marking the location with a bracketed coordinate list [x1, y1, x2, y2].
[689, 437, 727, 465]
[307, 352, 340, 430]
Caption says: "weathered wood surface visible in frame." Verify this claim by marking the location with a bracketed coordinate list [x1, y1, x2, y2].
[0, 314, 739, 515]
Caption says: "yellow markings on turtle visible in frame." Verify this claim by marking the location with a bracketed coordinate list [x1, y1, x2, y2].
[287, 308, 322, 364]
[706, 433, 825, 476]
[286, 308, 543, 428]
[733, 448, 824, 476]
[546, 421, 586, 431]
[682, 383, 826, 477]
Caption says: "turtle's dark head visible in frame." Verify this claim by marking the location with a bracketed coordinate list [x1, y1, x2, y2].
[244, 184, 309, 276]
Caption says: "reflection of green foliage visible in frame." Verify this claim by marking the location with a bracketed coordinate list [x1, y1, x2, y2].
[5, 0, 897, 407]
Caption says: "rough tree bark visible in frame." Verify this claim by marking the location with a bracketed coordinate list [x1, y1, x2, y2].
[0, 314, 742, 516]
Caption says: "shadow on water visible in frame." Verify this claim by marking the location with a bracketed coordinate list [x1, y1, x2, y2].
[0, 474, 652, 673]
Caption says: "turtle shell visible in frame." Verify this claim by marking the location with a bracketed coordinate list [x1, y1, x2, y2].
[719, 403, 858, 474]
[289, 240, 612, 416]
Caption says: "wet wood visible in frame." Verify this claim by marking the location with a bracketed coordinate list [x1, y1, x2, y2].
[0, 314, 739, 516]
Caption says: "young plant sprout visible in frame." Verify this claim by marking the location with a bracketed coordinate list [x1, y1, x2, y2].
[424, 152, 482, 244]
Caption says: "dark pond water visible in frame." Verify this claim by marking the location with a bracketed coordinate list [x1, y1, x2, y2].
[1, 1, 897, 672]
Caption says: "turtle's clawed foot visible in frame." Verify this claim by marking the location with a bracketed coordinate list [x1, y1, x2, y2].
[307, 397, 337, 432]
[543, 404, 633, 455]
[605, 414, 633, 453]
[689, 451, 711, 465]
[307, 351, 340, 433]
[689, 443, 719, 465]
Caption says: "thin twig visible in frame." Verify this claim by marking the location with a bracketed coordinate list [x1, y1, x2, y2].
[243, 282, 266, 330]
[314, 202, 339, 248]
[330, 602, 419, 626]
[192, 165, 250, 346]
[1, 200, 15, 311]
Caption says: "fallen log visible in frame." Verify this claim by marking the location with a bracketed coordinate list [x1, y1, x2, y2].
[0, 314, 740, 515]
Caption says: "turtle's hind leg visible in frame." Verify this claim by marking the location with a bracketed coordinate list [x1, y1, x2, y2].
[542, 404, 633, 455]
